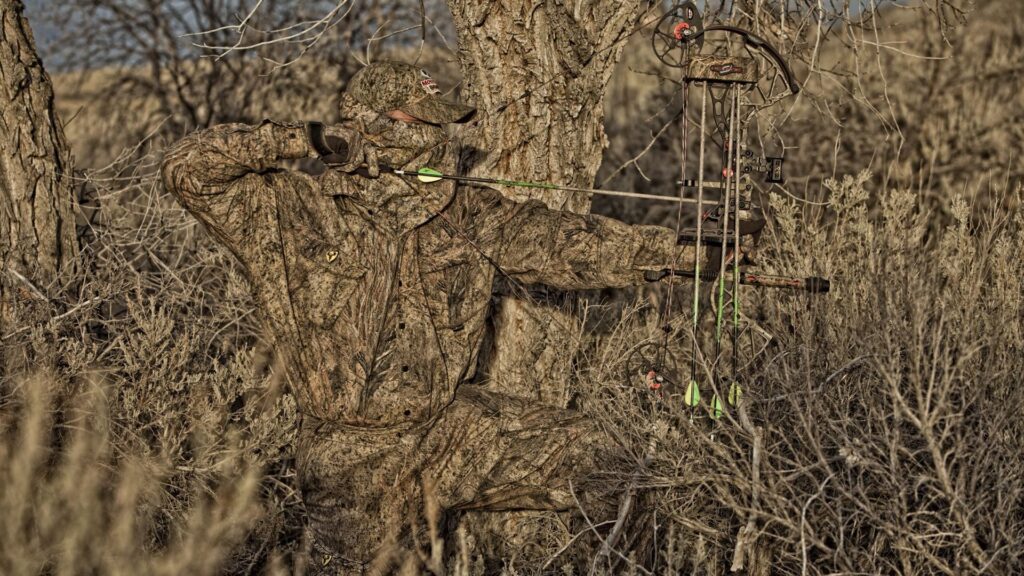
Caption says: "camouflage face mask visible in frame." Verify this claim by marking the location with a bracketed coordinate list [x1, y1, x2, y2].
[331, 94, 457, 229]
[344, 61, 476, 125]
[363, 115, 449, 168]
[339, 94, 449, 168]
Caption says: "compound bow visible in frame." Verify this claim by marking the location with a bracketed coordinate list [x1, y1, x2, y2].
[625, 1, 830, 423]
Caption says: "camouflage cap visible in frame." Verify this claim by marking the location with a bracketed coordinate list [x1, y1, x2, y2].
[346, 61, 476, 124]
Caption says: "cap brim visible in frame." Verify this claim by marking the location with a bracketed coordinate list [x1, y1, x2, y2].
[403, 96, 476, 124]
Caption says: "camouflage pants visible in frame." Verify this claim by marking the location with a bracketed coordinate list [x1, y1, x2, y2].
[298, 386, 599, 574]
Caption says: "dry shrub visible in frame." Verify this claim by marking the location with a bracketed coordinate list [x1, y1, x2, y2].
[4, 115, 1019, 576]
[4, 1, 1020, 573]
[572, 173, 1024, 574]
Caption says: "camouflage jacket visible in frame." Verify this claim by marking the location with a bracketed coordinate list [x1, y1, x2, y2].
[161, 120, 702, 428]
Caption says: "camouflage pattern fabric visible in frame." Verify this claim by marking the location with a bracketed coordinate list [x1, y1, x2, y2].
[161, 108, 704, 571]
[345, 61, 476, 124]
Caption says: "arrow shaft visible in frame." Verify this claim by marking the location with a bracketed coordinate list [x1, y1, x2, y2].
[689, 81, 709, 386]
[392, 169, 717, 206]
[646, 268, 829, 293]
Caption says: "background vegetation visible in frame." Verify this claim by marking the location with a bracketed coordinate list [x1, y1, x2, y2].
[2, 0, 1022, 574]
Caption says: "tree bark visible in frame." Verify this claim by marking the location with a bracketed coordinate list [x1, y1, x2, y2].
[449, 0, 644, 402]
[0, 0, 77, 340]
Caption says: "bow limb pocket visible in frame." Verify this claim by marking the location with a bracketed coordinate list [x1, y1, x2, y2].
[161, 121, 314, 252]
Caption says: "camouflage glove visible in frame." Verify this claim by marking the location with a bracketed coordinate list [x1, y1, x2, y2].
[306, 122, 379, 177]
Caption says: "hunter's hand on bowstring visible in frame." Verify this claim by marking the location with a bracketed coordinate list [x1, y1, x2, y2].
[306, 121, 380, 177]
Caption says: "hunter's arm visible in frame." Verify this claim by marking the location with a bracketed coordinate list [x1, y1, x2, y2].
[483, 191, 701, 290]
[161, 120, 371, 248]
[160, 121, 315, 244]
[162, 120, 314, 198]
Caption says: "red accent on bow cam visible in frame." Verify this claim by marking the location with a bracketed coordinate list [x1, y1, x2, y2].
[673, 22, 691, 41]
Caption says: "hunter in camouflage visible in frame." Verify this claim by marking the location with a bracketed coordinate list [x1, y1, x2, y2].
[162, 61, 707, 572]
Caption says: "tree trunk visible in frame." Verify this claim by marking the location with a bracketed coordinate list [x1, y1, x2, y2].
[0, 0, 77, 345]
[449, 0, 644, 402]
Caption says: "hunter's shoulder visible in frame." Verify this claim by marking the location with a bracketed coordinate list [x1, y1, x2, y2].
[166, 122, 258, 147]
[165, 120, 309, 152]
[161, 123, 255, 174]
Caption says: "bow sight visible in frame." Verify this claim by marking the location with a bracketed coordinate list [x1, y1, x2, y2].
[628, 2, 830, 416]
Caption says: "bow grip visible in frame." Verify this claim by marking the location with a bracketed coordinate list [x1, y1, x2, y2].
[644, 270, 668, 283]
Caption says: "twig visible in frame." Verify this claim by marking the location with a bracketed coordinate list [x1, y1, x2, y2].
[2, 297, 103, 341]
[4, 268, 49, 301]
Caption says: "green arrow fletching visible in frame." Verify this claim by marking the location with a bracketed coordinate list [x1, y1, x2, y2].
[728, 382, 743, 406]
[415, 167, 444, 183]
[685, 380, 701, 407]
[710, 394, 724, 420]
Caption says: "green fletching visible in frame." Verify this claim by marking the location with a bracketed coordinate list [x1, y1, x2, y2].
[415, 167, 444, 183]
[685, 380, 701, 407]
[710, 394, 724, 420]
[728, 382, 743, 406]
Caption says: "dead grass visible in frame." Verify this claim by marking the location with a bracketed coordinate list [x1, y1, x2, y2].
[0, 373, 265, 576]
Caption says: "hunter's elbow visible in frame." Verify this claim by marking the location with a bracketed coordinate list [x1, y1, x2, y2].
[161, 136, 211, 206]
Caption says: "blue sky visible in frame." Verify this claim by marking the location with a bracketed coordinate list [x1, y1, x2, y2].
[23, 0, 880, 67]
